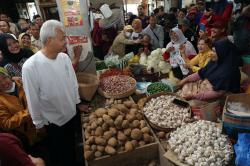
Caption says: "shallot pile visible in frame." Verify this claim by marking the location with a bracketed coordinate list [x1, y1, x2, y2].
[143, 95, 190, 128]
[100, 75, 136, 95]
[169, 120, 233, 166]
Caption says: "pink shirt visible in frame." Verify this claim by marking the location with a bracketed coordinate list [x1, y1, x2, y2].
[184, 73, 224, 101]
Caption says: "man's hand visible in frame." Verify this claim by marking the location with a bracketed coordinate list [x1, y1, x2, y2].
[28, 155, 45, 166]
[73, 45, 83, 59]
[77, 104, 91, 113]
[36, 127, 46, 137]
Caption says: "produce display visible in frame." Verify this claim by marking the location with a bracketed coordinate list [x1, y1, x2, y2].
[156, 131, 167, 141]
[147, 82, 172, 95]
[100, 75, 136, 96]
[168, 120, 233, 166]
[143, 95, 191, 128]
[96, 61, 108, 71]
[181, 80, 213, 99]
[139, 48, 171, 74]
[99, 68, 132, 80]
[227, 101, 250, 115]
[83, 101, 155, 160]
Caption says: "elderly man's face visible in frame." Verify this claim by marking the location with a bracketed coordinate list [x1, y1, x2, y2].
[0, 76, 12, 91]
[49, 28, 67, 53]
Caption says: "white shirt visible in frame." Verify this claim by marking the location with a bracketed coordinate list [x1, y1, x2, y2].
[130, 31, 144, 40]
[31, 36, 42, 50]
[22, 51, 80, 129]
[143, 24, 164, 50]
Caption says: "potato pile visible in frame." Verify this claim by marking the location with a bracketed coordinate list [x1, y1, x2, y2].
[83, 101, 155, 160]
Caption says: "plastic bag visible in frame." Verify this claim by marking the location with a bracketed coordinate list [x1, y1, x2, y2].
[104, 53, 120, 67]
[234, 133, 250, 166]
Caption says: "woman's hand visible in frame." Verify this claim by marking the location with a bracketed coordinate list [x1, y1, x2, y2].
[28, 155, 45, 166]
[179, 44, 186, 54]
[166, 46, 174, 53]
[183, 63, 191, 69]
[183, 94, 194, 100]
[176, 79, 187, 89]
[12, 77, 22, 82]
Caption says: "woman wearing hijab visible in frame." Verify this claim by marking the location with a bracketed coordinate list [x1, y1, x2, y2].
[0, 67, 39, 146]
[165, 27, 197, 79]
[0, 33, 33, 77]
[178, 39, 241, 101]
[18, 33, 39, 53]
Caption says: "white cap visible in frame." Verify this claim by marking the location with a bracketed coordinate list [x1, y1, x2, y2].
[100, 4, 113, 18]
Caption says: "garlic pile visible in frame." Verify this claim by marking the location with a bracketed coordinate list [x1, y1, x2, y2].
[169, 120, 233, 166]
[143, 95, 190, 128]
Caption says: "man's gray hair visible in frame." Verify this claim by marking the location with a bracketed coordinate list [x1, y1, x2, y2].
[40, 20, 64, 45]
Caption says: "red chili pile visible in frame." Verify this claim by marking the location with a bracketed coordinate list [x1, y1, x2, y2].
[100, 69, 132, 80]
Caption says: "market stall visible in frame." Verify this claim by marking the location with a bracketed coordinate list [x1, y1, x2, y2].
[78, 48, 250, 166]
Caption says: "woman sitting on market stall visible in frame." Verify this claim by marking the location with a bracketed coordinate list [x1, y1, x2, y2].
[177, 39, 241, 101]
[0, 67, 38, 146]
[181, 36, 214, 73]
[18, 33, 39, 53]
[0, 33, 33, 77]
[126, 19, 144, 55]
[140, 34, 152, 55]
[109, 25, 141, 57]
[165, 27, 197, 79]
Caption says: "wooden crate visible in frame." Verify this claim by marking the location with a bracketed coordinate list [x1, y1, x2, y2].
[85, 142, 174, 166]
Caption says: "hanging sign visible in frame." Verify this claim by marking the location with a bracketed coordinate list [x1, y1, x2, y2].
[61, 0, 83, 27]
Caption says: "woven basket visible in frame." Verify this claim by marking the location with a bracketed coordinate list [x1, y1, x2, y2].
[142, 92, 192, 132]
[76, 72, 99, 101]
[98, 76, 136, 99]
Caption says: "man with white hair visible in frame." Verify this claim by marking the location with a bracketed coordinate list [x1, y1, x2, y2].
[22, 20, 81, 166]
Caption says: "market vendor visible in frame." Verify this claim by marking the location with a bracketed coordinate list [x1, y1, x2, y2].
[177, 39, 241, 101]
[140, 34, 152, 55]
[181, 36, 214, 73]
[165, 27, 197, 79]
[109, 25, 141, 57]
[0, 67, 38, 146]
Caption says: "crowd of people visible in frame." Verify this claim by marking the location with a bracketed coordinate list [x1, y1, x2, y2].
[98, 0, 250, 101]
[0, 0, 249, 166]
[0, 12, 83, 166]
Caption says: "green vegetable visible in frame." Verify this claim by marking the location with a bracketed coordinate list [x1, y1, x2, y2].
[147, 82, 172, 95]
[96, 61, 107, 71]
